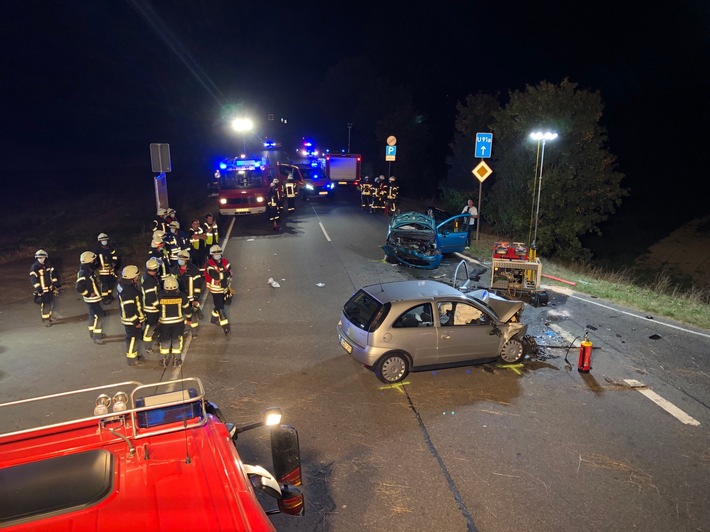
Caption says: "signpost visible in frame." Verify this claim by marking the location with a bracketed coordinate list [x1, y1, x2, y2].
[385, 135, 397, 177]
[150, 143, 171, 213]
[473, 133, 493, 240]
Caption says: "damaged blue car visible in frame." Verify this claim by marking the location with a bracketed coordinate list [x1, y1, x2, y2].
[382, 211, 471, 269]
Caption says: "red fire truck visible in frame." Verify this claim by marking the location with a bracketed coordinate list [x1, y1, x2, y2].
[325, 153, 361, 187]
[216, 156, 275, 215]
[0, 378, 304, 531]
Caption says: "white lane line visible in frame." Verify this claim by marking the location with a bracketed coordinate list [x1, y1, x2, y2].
[546, 286, 710, 340]
[168, 216, 236, 383]
[623, 379, 701, 426]
[319, 222, 332, 242]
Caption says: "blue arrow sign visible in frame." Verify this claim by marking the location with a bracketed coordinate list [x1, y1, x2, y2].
[475, 132, 493, 158]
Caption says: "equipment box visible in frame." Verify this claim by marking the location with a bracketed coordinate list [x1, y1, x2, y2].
[490, 258, 542, 292]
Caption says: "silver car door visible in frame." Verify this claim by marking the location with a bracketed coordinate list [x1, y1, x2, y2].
[436, 301, 501, 361]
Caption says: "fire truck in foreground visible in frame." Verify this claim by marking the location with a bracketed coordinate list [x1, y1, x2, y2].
[0, 378, 303, 531]
[216, 156, 275, 215]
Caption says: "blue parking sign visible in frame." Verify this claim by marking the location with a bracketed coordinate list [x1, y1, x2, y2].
[385, 145, 397, 161]
[475, 133, 493, 158]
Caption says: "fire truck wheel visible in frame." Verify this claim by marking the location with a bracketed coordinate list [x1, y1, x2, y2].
[498, 338, 524, 364]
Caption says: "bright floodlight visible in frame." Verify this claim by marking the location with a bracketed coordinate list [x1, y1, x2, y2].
[530, 131, 558, 141]
[264, 407, 283, 426]
[231, 118, 254, 132]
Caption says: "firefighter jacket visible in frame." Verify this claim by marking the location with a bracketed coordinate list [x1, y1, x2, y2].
[93, 243, 121, 276]
[266, 187, 279, 208]
[171, 262, 203, 301]
[203, 220, 219, 246]
[30, 260, 58, 294]
[189, 226, 206, 253]
[359, 182, 372, 195]
[387, 185, 399, 200]
[377, 183, 388, 198]
[205, 257, 232, 294]
[156, 289, 191, 325]
[76, 266, 102, 303]
[118, 279, 145, 326]
[165, 231, 188, 262]
[141, 272, 161, 313]
[285, 180, 297, 198]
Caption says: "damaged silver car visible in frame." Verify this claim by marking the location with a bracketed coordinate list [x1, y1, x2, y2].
[337, 280, 529, 383]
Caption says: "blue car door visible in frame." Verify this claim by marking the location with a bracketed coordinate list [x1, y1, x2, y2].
[436, 214, 470, 253]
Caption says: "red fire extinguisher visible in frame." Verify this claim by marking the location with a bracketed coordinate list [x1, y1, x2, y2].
[577, 333, 593, 373]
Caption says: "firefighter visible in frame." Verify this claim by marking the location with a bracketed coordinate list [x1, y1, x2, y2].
[30, 249, 59, 326]
[386, 176, 399, 216]
[76, 251, 104, 345]
[203, 212, 219, 248]
[93, 232, 121, 303]
[370, 175, 385, 213]
[284, 175, 297, 212]
[156, 275, 191, 367]
[152, 208, 169, 233]
[165, 221, 188, 264]
[205, 244, 232, 335]
[188, 218, 207, 270]
[117, 265, 146, 367]
[359, 175, 372, 210]
[141, 257, 161, 351]
[171, 249, 204, 338]
[266, 179, 281, 231]
[148, 235, 171, 281]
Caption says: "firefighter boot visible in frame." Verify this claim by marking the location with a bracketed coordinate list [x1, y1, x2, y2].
[92, 333, 103, 345]
[161, 356, 169, 368]
[223, 325, 231, 336]
[173, 356, 182, 367]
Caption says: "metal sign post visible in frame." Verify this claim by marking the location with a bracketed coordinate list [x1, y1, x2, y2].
[150, 143, 172, 212]
[472, 161, 492, 242]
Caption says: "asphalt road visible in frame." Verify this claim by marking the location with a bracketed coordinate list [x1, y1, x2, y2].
[1, 188, 708, 531]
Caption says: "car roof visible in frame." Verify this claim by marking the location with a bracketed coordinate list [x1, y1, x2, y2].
[362, 280, 466, 304]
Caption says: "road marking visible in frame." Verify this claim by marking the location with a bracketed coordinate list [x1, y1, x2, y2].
[379, 382, 409, 393]
[496, 363, 524, 375]
[319, 222, 331, 242]
[623, 379, 701, 426]
[546, 286, 710, 340]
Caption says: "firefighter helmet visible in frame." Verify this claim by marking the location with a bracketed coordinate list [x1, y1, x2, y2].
[363, 175, 370, 182]
[97, 232, 109, 241]
[167, 208, 176, 216]
[153, 230, 166, 240]
[169, 221, 179, 229]
[178, 250, 191, 260]
[379, 175, 385, 180]
[80, 251, 96, 264]
[151, 238, 164, 247]
[122, 265, 140, 280]
[35, 249, 48, 259]
[157, 208, 167, 216]
[271, 178, 279, 186]
[389, 176, 396, 183]
[210, 245, 223, 255]
[145, 257, 160, 271]
[163, 276, 179, 290]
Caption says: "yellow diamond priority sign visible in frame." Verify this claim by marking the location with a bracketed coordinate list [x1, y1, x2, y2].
[472, 161, 492, 183]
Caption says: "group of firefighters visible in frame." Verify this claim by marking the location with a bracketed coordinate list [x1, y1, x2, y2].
[358, 175, 399, 215]
[29, 208, 234, 368]
[265, 175, 297, 231]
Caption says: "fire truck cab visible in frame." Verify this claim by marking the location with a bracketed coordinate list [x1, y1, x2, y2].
[0, 378, 304, 531]
[216, 156, 274, 215]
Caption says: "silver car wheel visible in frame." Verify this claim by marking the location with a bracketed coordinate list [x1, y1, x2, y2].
[375, 353, 409, 383]
[499, 338, 524, 363]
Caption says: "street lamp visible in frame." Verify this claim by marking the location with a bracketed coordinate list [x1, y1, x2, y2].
[347, 123, 353, 153]
[529, 131, 558, 246]
[231, 117, 254, 155]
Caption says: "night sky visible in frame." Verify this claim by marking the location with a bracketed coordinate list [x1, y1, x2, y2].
[2, 1, 708, 233]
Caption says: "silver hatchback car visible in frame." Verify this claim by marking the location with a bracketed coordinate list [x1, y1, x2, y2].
[337, 280, 529, 383]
